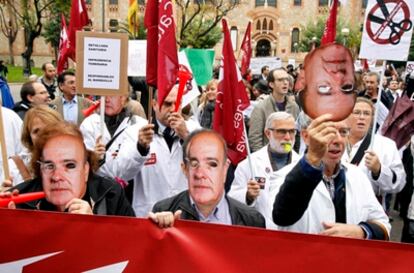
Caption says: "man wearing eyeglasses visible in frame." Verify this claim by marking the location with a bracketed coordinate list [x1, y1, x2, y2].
[3, 122, 135, 216]
[271, 114, 390, 240]
[342, 97, 405, 210]
[148, 129, 265, 228]
[248, 68, 300, 152]
[228, 112, 300, 228]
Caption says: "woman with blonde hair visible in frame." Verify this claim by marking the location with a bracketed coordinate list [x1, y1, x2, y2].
[197, 79, 218, 129]
[1, 105, 63, 190]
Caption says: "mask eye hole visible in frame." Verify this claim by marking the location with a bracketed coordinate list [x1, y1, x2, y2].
[318, 85, 331, 94]
[341, 84, 354, 93]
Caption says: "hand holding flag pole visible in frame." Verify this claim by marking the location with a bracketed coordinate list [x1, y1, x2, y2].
[174, 65, 193, 112]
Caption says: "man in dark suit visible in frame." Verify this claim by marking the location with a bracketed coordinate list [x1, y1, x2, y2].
[149, 129, 265, 228]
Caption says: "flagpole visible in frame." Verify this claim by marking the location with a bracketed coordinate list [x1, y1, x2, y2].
[369, 60, 387, 149]
[102, 0, 105, 32]
[100, 96, 106, 138]
[147, 86, 153, 123]
[243, 120, 255, 179]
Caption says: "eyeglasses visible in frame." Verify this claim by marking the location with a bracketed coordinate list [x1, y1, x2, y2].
[275, 77, 290, 82]
[37, 160, 79, 175]
[336, 127, 350, 137]
[184, 158, 219, 170]
[268, 128, 297, 136]
[352, 110, 372, 117]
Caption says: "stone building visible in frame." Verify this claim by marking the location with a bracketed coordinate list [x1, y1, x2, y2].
[0, 0, 367, 67]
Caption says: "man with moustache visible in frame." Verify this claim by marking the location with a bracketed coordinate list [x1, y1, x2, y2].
[272, 114, 390, 240]
[229, 112, 300, 227]
[149, 129, 265, 228]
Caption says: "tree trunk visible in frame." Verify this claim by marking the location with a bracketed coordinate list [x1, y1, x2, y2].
[8, 34, 14, 65]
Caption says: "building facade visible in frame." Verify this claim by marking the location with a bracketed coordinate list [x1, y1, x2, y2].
[0, 0, 367, 67]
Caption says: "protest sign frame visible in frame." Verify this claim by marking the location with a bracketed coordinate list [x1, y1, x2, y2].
[76, 31, 129, 96]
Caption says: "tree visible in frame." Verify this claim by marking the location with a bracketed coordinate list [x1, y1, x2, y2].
[175, 0, 243, 48]
[116, 16, 147, 40]
[5, 0, 55, 74]
[42, 0, 71, 62]
[298, 16, 362, 58]
[0, 1, 19, 65]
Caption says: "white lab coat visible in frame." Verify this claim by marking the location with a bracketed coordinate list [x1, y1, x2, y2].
[80, 113, 147, 177]
[228, 145, 299, 228]
[342, 134, 406, 197]
[110, 119, 200, 217]
[269, 162, 391, 236]
[0, 107, 24, 181]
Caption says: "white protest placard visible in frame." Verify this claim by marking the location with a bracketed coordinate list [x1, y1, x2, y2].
[128, 40, 147, 77]
[76, 32, 129, 96]
[249, 57, 282, 74]
[406, 61, 414, 74]
[360, 0, 414, 61]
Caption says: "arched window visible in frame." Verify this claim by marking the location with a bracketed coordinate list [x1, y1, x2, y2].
[256, 20, 261, 31]
[362, 0, 368, 8]
[291, 28, 300, 53]
[269, 20, 273, 30]
[268, 0, 276, 7]
[255, 0, 265, 7]
[293, 0, 301, 6]
[319, 0, 328, 6]
[263, 18, 267, 31]
[109, 0, 118, 4]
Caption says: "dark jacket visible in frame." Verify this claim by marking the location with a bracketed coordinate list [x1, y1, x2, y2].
[153, 190, 265, 228]
[12, 173, 135, 217]
[13, 100, 31, 120]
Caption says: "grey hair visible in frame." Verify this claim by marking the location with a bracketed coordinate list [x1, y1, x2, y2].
[366, 71, 380, 84]
[297, 111, 312, 129]
[265, 111, 295, 129]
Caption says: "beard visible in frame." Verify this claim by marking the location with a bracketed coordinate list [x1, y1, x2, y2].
[269, 138, 294, 154]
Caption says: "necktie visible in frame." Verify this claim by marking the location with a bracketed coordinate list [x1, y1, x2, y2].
[163, 127, 175, 151]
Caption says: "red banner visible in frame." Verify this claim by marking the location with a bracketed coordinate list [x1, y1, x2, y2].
[1, 209, 414, 272]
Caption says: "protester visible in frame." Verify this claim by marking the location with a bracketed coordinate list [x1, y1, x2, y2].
[1, 106, 64, 189]
[0, 60, 8, 80]
[149, 129, 265, 228]
[52, 71, 92, 125]
[272, 114, 390, 240]
[0, 107, 24, 182]
[197, 79, 218, 129]
[249, 68, 300, 152]
[260, 65, 270, 81]
[229, 112, 300, 228]
[80, 94, 147, 177]
[3, 122, 135, 216]
[13, 81, 51, 120]
[343, 97, 406, 210]
[107, 85, 200, 216]
[38, 62, 57, 100]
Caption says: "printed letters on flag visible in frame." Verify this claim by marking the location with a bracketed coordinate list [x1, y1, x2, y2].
[213, 19, 250, 165]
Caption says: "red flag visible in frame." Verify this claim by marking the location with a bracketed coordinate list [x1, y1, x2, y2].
[144, 0, 179, 107]
[240, 22, 252, 77]
[57, 14, 70, 74]
[321, 0, 338, 45]
[67, 0, 89, 61]
[144, 0, 159, 87]
[362, 59, 369, 72]
[213, 19, 250, 165]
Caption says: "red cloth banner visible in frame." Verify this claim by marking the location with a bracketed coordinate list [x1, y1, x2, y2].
[67, 0, 89, 61]
[240, 22, 252, 77]
[213, 19, 250, 165]
[57, 14, 70, 74]
[321, 0, 338, 45]
[144, 0, 179, 107]
[1, 209, 414, 272]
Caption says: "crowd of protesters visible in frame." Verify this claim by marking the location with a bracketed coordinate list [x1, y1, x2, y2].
[0, 59, 414, 243]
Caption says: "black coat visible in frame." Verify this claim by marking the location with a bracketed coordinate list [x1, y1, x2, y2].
[152, 190, 265, 228]
[12, 173, 135, 217]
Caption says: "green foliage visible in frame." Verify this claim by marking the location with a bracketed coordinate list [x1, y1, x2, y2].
[117, 17, 147, 40]
[298, 16, 362, 57]
[180, 18, 222, 49]
[42, 1, 71, 51]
